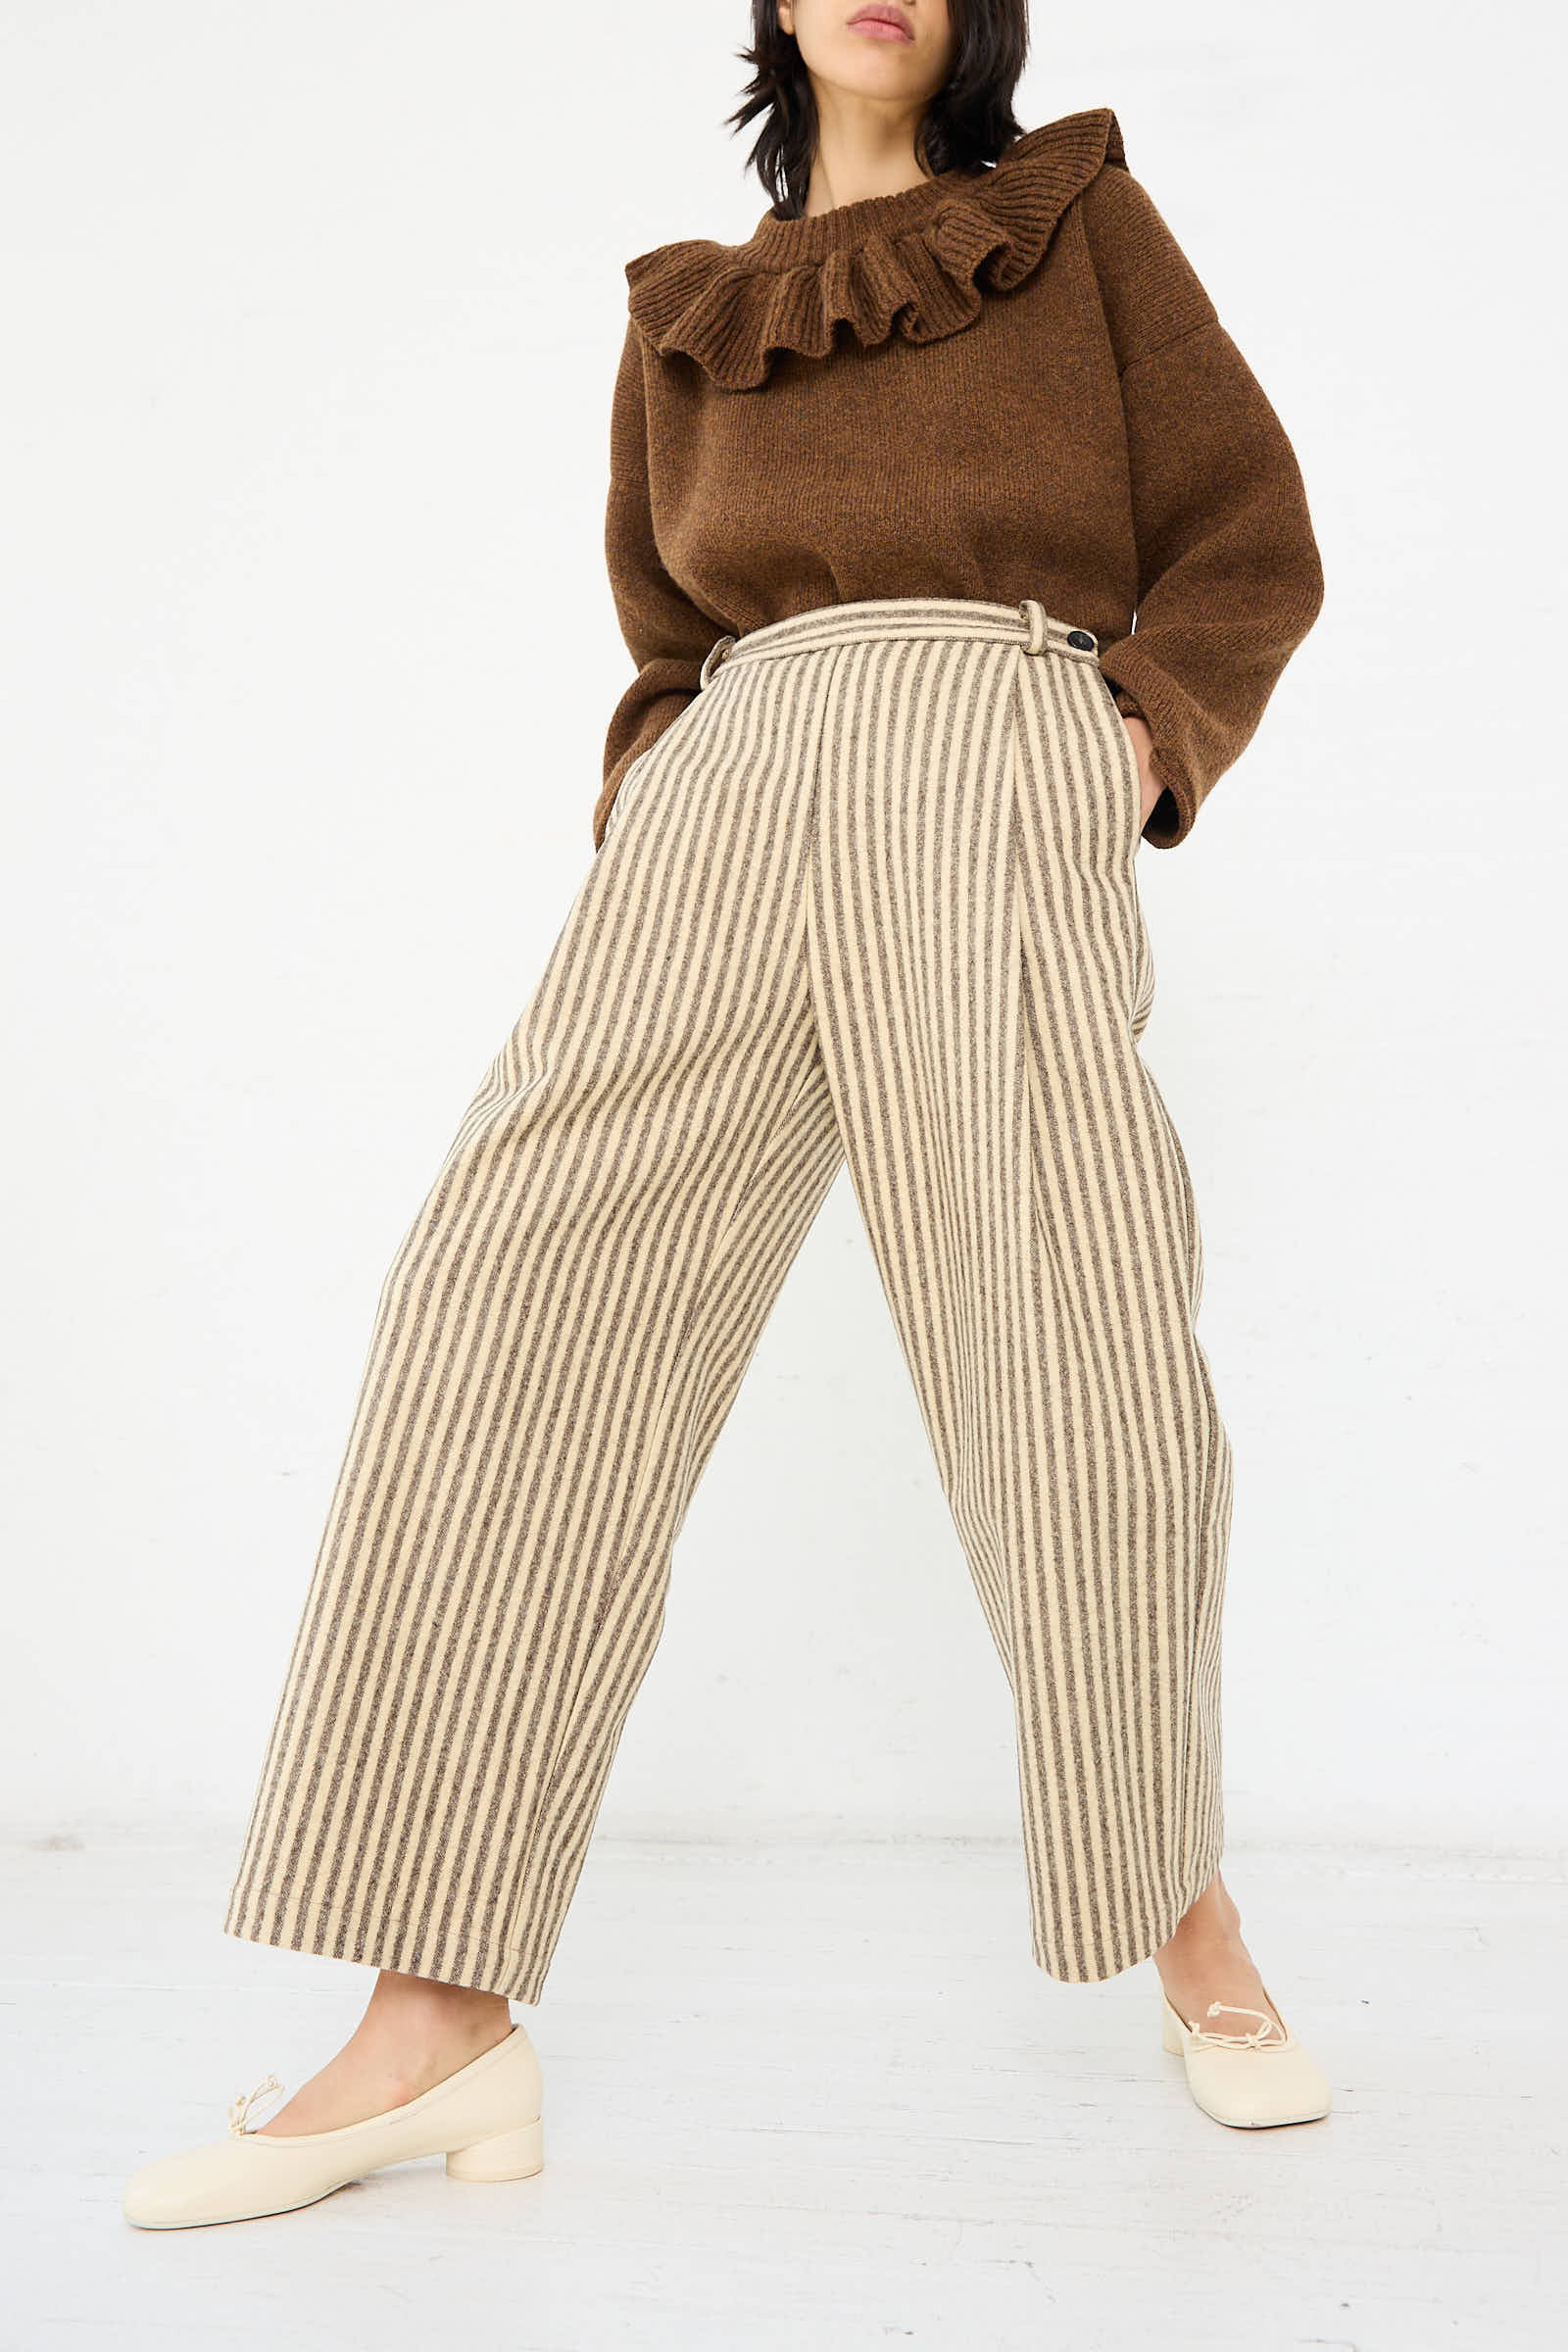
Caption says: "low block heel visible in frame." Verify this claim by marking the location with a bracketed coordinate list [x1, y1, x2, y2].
[445, 2116, 545, 2182]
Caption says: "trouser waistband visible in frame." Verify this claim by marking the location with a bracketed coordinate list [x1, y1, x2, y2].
[697, 596, 1102, 688]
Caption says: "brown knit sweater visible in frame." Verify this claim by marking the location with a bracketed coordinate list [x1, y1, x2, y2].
[596, 105, 1323, 853]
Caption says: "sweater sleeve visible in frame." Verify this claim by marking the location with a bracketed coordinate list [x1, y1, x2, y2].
[1078, 163, 1325, 849]
[595, 318, 720, 849]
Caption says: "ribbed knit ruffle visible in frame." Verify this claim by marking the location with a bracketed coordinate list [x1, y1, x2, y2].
[624, 106, 1127, 392]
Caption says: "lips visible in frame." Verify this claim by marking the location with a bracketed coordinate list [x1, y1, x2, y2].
[849, 4, 914, 39]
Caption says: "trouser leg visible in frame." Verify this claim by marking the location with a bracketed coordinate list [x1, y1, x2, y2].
[224, 654, 844, 2000]
[807, 621, 1233, 1984]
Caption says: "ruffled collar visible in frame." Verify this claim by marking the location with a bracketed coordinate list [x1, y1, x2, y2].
[624, 105, 1125, 392]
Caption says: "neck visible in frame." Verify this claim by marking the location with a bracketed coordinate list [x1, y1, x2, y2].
[799, 104, 931, 217]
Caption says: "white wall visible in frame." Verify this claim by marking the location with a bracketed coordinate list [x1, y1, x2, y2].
[4, 3, 1562, 1859]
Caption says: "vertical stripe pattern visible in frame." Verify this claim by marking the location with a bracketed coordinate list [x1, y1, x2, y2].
[224, 594, 1231, 1999]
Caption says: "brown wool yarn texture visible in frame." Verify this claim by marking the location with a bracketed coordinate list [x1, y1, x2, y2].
[596, 105, 1324, 854]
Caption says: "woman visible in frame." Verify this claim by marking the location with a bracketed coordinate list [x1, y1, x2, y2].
[124, 0, 1330, 2230]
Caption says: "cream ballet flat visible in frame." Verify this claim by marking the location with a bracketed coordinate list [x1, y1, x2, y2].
[1159, 1985, 1332, 2128]
[123, 2022, 544, 2229]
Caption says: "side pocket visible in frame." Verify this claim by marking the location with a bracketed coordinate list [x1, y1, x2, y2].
[604, 745, 652, 840]
[604, 690, 706, 841]
[1096, 672, 1145, 851]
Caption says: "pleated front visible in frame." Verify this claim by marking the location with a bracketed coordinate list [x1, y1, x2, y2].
[223, 595, 1231, 1999]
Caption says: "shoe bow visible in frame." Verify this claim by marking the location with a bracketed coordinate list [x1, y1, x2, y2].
[1184, 2001, 1288, 2051]
[227, 2073, 286, 2136]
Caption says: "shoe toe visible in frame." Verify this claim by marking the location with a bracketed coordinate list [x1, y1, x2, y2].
[123, 2146, 216, 2230]
[1191, 2049, 1333, 2128]
[123, 2137, 303, 2230]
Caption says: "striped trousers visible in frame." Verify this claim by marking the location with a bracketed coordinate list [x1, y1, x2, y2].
[223, 594, 1233, 2002]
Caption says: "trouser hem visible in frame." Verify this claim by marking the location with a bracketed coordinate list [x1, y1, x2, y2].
[221, 1895, 556, 2006]
[1029, 1826, 1227, 1985]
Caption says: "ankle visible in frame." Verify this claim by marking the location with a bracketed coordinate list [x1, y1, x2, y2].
[1160, 1873, 1242, 1952]
[358, 1973, 512, 2066]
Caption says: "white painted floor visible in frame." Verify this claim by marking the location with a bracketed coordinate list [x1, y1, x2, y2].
[2, 1830, 1561, 2350]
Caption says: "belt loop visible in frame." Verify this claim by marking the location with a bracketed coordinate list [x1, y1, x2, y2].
[699, 632, 736, 689]
[1018, 598, 1048, 656]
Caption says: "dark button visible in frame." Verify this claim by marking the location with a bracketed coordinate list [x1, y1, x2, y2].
[1066, 628, 1097, 652]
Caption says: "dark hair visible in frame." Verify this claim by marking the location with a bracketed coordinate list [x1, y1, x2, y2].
[726, 1, 1031, 218]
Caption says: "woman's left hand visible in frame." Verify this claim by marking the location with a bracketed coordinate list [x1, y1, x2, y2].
[1120, 711, 1162, 833]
